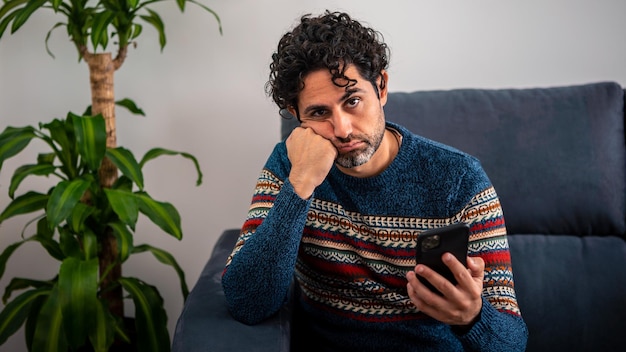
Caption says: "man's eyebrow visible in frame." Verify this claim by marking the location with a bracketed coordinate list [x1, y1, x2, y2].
[303, 104, 328, 115]
[340, 87, 361, 102]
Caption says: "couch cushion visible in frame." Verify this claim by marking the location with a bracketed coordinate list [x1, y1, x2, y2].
[383, 82, 625, 236]
[508, 234, 626, 351]
[172, 230, 291, 352]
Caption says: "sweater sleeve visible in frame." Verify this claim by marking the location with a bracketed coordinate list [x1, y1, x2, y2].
[457, 298, 529, 351]
[453, 165, 529, 350]
[222, 165, 311, 324]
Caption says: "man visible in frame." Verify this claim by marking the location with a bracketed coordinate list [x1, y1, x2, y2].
[222, 11, 528, 351]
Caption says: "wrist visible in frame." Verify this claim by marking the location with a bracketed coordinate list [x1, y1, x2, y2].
[289, 176, 315, 199]
[451, 311, 481, 335]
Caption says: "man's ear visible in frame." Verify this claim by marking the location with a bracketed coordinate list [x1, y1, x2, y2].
[287, 106, 301, 122]
[378, 70, 389, 106]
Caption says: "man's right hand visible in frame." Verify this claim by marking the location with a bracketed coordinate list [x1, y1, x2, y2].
[286, 127, 337, 199]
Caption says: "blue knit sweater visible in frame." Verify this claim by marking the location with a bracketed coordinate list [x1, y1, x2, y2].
[222, 122, 528, 351]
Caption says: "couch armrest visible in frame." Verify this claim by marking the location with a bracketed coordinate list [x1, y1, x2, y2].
[172, 229, 291, 352]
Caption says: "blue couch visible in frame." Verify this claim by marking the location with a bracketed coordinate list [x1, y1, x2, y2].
[173, 82, 626, 352]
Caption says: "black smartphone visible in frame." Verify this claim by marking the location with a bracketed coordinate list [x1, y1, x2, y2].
[415, 223, 470, 295]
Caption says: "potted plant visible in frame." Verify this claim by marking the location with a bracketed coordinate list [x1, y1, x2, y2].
[0, 0, 221, 351]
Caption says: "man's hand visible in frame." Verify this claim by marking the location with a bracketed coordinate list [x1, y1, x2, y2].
[286, 127, 337, 199]
[406, 254, 484, 327]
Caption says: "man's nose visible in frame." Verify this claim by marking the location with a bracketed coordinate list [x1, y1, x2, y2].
[332, 111, 353, 139]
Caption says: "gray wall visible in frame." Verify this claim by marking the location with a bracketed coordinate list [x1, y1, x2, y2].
[1, 0, 625, 350]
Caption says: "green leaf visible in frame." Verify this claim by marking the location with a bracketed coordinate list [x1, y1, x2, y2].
[140, 147, 203, 186]
[111, 317, 131, 345]
[89, 299, 114, 352]
[68, 202, 95, 233]
[0, 0, 28, 27]
[0, 125, 36, 170]
[0, 241, 24, 281]
[0, 191, 48, 223]
[24, 293, 46, 351]
[50, 0, 62, 11]
[98, 23, 109, 50]
[82, 228, 98, 261]
[108, 221, 134, 262]
[136, 193, 182, 240]
[104, 188, 138, 229]
[34, 217, 65, 261]
[119, 277, 170, 352]
[0, 9, 20, 41]
[59, 227, 82, 259]
[44, 22, 65, 58]
[130, 23, 142, 40]
[10, 0, 47, 34]
[133, 244, 189, 300]
[73, 113, 106, 172]
[31, 285, 68, 352]
[176, 0, 185, 12]
[0, 287, 51, 346]
[46, 179, 91, 229]
[33, 233, 65, 261]
[9, 164, 57, 199]
[139, 9, 166, 50]
[188, 0, 223, 35]
[58, 257, 98, 350]
[2, 277, 51, 304]
[106, 147, 143, 189]
[91, 11, 115, 51]
[112, 175, 134, 192]
[37, 152, 56, 164]
[116, 98, 145, 116]
[42, 117, 76, 177]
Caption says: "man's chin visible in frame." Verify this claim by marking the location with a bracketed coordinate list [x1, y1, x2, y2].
[335, 153, 371, 168]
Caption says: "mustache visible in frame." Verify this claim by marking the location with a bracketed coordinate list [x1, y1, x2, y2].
[335, 135, 363, 143]
[336, 136, 352, 143]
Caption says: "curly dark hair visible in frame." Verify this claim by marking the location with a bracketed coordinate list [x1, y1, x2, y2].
[265, 11, 390, 119]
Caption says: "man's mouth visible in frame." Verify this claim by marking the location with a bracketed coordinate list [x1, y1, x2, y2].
[336, 140, 365, 153]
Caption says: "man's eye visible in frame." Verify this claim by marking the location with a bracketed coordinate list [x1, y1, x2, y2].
[310, 109, 327, 118]
[346, 97, 360, 107]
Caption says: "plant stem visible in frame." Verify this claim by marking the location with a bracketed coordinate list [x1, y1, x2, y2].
[85, 52, 124, 319]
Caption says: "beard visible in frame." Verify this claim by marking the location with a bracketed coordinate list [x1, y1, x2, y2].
[334, 126, 385, 168]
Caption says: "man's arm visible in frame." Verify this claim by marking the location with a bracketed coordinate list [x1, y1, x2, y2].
[406, 185, 528, 351]
[222, 168, 310, 325]
[222, 128, 337, 325]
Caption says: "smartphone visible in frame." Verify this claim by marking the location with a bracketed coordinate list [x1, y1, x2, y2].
[415, 223, 470, 295]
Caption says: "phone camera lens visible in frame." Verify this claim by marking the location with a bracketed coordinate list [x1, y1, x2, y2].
[421, 235, 440, 251]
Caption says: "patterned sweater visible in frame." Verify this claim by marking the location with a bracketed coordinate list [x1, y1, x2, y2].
[222, 122, 528, 351]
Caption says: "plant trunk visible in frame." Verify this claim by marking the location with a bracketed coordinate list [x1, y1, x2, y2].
[86, 52, 123, 319]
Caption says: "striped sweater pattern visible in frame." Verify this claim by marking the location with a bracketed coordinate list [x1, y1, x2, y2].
[241, 169, 520, 322]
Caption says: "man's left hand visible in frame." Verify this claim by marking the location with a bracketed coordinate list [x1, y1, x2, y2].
[405, 254, 484, 327]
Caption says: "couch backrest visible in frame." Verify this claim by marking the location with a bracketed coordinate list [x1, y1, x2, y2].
[281, 82, 626, 237]
[384, 82, 626, 237]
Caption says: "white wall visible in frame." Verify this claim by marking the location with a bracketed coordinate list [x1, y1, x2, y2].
[1, 0, 624, 350]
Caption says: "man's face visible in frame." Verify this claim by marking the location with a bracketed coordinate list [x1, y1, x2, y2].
[289, 65, 388, 171]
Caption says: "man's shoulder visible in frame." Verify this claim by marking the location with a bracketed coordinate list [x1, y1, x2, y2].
[392, 123, 481, 170]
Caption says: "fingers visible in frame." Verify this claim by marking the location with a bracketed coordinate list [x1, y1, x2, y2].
[467, 256, 485, 276]
[414, 261, 456, 296]
[406, 269, 445, 311]
[405, 254, 484, 325]
[286, 127, 337, 199]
